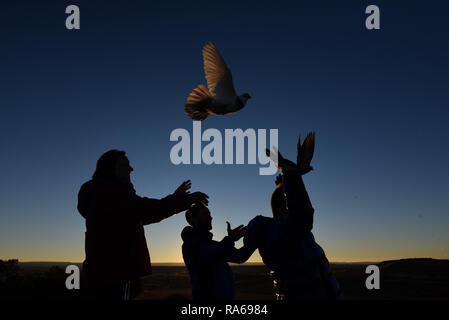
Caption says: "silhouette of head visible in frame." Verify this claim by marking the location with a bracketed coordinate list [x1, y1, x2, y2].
[271, 184, 287, 219]
[186, 203, 212, 231]
[92, 149, 134, 181]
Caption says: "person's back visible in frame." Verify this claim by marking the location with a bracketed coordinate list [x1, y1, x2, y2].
[78, 177, 152, 289]
[181, 226, 235, 300]
[237, 137, 343, 300]
[243, 212, 331, 300]
[181, 226, 214, 299]
[77, 150, 209, 298]
[181, 204, 245, 300]
[245, 215, 325, 276]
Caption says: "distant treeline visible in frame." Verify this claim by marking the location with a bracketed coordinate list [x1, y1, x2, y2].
[0, 259, 80, 300]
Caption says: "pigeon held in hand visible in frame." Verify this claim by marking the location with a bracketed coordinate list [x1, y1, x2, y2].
[297, 132, 315, 173]
[265, 132, 315, 175]
[185, 42, 251, 121]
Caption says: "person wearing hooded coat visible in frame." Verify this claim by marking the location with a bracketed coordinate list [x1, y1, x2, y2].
[77, 149, 208, 299]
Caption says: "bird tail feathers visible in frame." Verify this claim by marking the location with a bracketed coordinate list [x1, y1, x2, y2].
[185, 84, 213, 121]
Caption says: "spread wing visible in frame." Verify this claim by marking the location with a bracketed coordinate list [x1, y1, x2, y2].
[202, 42, 237, 99]
[298, 132, 315, 168]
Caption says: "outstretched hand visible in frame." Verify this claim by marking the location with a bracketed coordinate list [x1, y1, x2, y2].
[174, 180, 209, 206]
[226, 221, 246, 242]
[189, 192, 209, 206]
[174, 180, 191, 196]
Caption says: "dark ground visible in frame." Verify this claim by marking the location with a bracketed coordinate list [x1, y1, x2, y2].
[1, 259, 448, 300]
[136, 259, 449, 300]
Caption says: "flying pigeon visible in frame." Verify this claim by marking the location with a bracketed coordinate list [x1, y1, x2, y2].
[265, 132, 315, 175]
[185, 42, 251, 121]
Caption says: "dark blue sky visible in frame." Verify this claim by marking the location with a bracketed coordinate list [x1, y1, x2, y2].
[1, 0, 448, 262]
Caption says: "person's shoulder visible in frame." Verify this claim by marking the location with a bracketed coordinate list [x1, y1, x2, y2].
[246, 215, 273, 235]
[244, 215, 272, 248]
[77, 180, 94, 217]
[78, 180, 95, 198]
[79, 179, 93, 189]
[248, 215, 273, 227]
[181, 226, 195, 242]
[79, 178, 112, 196]
[86, 178, 134, 195]
[250, 214, 272, 222]
[80, 178, 110, 191]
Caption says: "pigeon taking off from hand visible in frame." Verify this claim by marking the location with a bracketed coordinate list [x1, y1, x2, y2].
[185, 42, 251, 121]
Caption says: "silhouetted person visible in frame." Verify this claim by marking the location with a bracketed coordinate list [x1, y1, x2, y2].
[181, 203, 245, 300]
[77, 149, 208, 300]
[223, 135, 343, 300]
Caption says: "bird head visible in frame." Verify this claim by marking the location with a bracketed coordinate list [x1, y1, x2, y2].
[238, 93, 251, 107]
[242, 93, 252, 100]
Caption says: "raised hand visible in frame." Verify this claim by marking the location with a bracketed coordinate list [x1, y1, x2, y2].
[189, 191, 209, 206]
[226, 221, 246, 242]
[174, 180, 191, 196]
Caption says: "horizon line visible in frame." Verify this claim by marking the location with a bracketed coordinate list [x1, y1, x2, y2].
[8, 257, 447, 265]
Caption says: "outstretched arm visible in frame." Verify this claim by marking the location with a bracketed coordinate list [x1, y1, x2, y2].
[198, 236, 236, 267]
[225, 221, 255, 263]
[226, 216, 265, 264]
[198, 222, 247, 267]
[227, 245, 256, 264]
[140, 180, 209, 225]
[282, 169, 314, 234]
[266, 133, 315, 235]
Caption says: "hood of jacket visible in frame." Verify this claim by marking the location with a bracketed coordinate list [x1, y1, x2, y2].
[77, 180, 94, 219]
[181, 226, 213, 243]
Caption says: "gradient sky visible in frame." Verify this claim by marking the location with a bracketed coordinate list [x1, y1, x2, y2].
[1, 0, 448, 263]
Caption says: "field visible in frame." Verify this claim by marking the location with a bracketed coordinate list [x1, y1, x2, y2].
[136, 259, 449, 300]
[2, 259, 448, 300]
